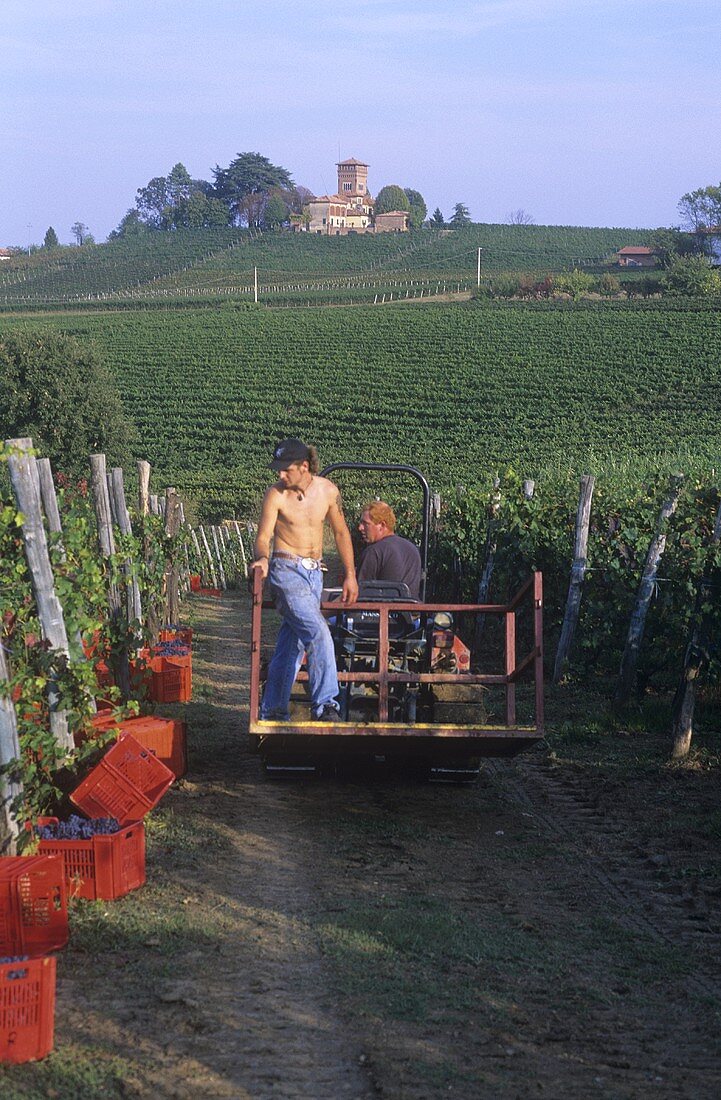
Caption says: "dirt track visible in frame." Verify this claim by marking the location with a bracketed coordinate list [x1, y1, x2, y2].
[28, 593, 721, 1099]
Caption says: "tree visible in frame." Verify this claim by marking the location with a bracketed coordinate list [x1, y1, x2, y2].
[374, 185, 410, 215]
[70, 221, 91, 245]
[135, 175, 171, 229]
[132, 164, 221, 230]
[213, 152, 294, 227]
[262, 191, 290, 230]
[508, 209, 535, 225]
[648, 227, 699, 268]
[43, 227, 59, 249]
[108, 209, 152, 240]
[185, 193, 229, 229]
[554, 268, 595, 300]
[661, 254, 721, 298]
[429, 207, 445, 229]
[0, 331, 132, 477]
[404, 188, 427, 230]
[288, 186, 315, 214]
[677, 184, 721, 232]
[450, 203, 472, 227]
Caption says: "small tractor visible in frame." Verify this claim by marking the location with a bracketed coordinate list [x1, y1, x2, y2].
[249, 464, 543, 779]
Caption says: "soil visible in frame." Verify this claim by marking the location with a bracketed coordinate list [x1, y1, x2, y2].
[5, 591, 721, 1099]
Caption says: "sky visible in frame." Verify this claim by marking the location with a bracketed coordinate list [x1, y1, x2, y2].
[2, 0, 720, 246]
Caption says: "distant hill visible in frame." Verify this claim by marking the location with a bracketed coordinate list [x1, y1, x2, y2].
[0, 224, 653, 308]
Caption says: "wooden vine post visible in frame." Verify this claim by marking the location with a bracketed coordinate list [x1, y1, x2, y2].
[6, 438, 74, 751]
[554, 474, 595, 683]
[164, 488, 182, 626]
[137, 460, 151, 517]
[89, 453, 130, 699]
[671, 494, 721, 759]
[233, 520, 249, 578]
[178, 502, 191, 592]
[0, 641, 23, 853]
[110, 466, 143, 633]
[190, 527, 205, 584]
[199, 525, 219, 588]
[37, 456, 97, 711]
[212, 526, 227, 589]
[474, 477, 501, 655]
[614, 474, 684, 709]
[138, 460, 160, 646]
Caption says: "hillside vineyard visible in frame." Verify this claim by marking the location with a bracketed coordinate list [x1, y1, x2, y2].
[7, 300, 720, 517]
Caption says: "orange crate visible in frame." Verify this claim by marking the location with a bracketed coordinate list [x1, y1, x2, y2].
[198, 587, 222, 598]
[158, 626, 193, 646]
[36, 818, 146, 901]
[0, 856, 68, 958]
[70, 733, 174, 825]
[89, 715, 187, 779]
[149, 655, 192, 704]
[93, 659, 114, 688]
[0, 955, 56, 1064]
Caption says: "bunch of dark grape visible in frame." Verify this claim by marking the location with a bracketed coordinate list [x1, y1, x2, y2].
[154, 640, 190, 657]
[0, 955, 30, 979]
[36, 815, 120, 840]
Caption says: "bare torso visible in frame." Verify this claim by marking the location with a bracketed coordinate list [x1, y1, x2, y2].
[266, 475, 336, 558]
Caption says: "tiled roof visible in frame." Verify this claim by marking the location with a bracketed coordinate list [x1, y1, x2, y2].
[337, 158, 368, 167]
[617, 246, 655, 255]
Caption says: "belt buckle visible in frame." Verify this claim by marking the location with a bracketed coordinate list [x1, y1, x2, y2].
[300, 557, 318, 570]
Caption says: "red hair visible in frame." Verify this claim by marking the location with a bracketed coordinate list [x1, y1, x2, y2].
[361, 501, 396, 531]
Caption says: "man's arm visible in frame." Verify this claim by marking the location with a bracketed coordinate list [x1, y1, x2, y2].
[327, 488, 359, 604]
[251, 488, 280, 580]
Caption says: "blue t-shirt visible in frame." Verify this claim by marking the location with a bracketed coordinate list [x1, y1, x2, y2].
[357, 534, 422, 598]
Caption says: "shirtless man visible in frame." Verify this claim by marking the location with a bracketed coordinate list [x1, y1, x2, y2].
[251, 438, 358, 722]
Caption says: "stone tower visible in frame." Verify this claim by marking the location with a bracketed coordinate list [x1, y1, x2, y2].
[337, 158, 369, 198]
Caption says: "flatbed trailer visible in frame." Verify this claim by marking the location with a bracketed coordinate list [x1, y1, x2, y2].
[248, 568, 544, 775]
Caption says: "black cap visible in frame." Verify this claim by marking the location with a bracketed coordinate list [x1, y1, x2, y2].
[269, 438, 310, 471]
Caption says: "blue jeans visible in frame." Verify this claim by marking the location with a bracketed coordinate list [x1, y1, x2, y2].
[260, 558, 340, 720]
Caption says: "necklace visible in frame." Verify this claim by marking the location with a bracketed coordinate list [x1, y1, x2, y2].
[296, 473, 313, 501]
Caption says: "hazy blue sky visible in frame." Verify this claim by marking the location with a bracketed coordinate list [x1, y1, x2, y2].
[2, 0, 719, 245]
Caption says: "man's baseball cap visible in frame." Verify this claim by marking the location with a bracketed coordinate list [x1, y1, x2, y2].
[269, 438, 310, 470]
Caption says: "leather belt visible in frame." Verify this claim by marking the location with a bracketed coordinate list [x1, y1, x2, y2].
[271, 551, 326, 571]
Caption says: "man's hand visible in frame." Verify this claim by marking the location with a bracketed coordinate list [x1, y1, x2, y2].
[342, 574, 358, 605]
[251, 556, 269, 581]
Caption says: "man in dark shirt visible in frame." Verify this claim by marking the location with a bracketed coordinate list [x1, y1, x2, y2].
[357, 501, 422, 598]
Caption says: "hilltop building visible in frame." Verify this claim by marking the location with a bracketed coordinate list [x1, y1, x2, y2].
[616, 246, 658, 268]
[294, 158, 408, 235]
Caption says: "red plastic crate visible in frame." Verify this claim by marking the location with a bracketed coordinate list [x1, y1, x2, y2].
[198, 587, 222, 598]
[149, 654, 192, 703]
[88, 715, 187, 779]
[0, 856, 68, 957]
[36, 818, 146, 901]
[189, 574, 201, 592]
[158, 626, 193, 647]
[70, 733, 174, 825]
[0, 955, 56, 1064]
[93, 659, 114, 688]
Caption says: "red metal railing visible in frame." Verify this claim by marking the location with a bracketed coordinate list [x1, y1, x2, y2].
[249, 568, 543, 733]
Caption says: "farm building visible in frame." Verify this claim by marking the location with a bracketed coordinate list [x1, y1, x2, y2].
[616, 245, 658, 268]
[375, 210, 410, 233]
